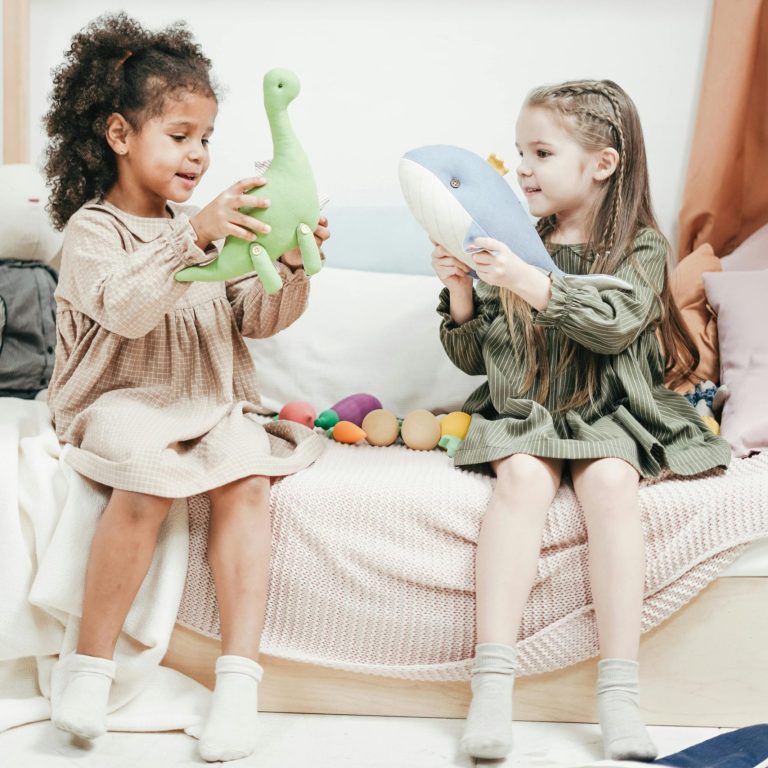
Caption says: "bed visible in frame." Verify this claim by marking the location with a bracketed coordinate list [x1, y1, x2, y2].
[163, 465, 768, 728]
[157, 208, 768, 727]
[3, 0, 767, 726]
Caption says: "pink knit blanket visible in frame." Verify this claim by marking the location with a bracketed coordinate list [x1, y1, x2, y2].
[177, 444, 768, 681]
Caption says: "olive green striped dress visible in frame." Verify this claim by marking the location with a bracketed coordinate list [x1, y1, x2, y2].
[438, 228, 732, 477]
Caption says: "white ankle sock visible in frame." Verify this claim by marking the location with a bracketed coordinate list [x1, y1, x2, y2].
[199, 655, 263, 763]
[460, 642, 517, 759]
[597, 658, 658, 762]
[52, 653, 115, 739]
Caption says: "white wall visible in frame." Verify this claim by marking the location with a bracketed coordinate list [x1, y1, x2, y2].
[21, 0, 712, 247]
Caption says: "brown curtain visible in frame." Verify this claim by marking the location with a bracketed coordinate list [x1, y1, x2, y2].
[677, 0, 768, 259]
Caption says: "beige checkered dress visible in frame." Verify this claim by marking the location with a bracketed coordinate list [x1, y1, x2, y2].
[48, 200, 323, 497]
[439, 228, 732, 477]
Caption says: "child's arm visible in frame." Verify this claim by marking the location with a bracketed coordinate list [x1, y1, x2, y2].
[437, 282, 496, 376]
[226, 261, 309, 338]
[432, 243, 492, 375]
[273, 216, 330, 272]
[532, 229, 666, 355]
[58, 209, 212, 339]
[225, 218, 328, 338]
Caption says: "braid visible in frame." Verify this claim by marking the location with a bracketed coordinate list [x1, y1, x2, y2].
[548, 82, 628, 259]
[589, 84, 627, 258]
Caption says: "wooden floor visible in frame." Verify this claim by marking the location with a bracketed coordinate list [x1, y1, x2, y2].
[162, 576, 768, 727]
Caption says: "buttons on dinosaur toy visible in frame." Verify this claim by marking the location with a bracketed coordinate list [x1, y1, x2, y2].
[250, 244, 264, 257]
[450, 177, 461, 188]
[299, 223, 311, 234]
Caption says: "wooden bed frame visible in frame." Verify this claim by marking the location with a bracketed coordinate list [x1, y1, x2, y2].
[6, 0, 766, 730]
[2, 0, 29, 165]
[163, 576, 768, 728]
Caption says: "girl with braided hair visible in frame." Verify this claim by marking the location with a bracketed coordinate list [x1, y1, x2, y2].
[44, 12, 328, 762]
[432, 80, 731, 762]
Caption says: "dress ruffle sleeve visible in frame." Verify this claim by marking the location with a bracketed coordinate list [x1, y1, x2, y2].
[533, 229, 666, 355]
[437, 284, 499, 376]
[225, 261, 310, 339]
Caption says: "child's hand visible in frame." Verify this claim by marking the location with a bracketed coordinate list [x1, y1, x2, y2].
[469, 237, 525, 289]
[190, 178, 272, 250]
[431, 241, 472, 292]
[279, 217, 331, 271]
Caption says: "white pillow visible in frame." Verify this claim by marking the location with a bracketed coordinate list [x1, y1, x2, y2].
[246, 267, 485, 416]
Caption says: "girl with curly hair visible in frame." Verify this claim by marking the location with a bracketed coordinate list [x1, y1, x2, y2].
[44, 12, 328, 762]
[432, 80, 731, 763]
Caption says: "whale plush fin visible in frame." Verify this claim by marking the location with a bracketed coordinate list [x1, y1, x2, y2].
[562, 273, 633, 291]
[462, 223, 633, 291]
[463, 222, 632, 291]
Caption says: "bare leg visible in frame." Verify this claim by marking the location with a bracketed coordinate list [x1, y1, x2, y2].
[571, 458, 657, 762]
[476, 454, 563, 644]
[207, 475, 272, 659]
[571, 459, 644, 660]
[77, 489, 174, 657]
[199, 476, 272, 762]
[462, 454, 563, 759]
[53, 489, 172, 738]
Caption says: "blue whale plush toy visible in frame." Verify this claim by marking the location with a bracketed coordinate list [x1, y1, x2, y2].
[398, 144, 632, 292]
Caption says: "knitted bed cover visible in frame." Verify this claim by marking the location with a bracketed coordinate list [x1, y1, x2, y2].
[177, 443, 768, 681]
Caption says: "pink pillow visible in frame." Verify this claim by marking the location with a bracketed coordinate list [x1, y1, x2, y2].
[720, 222, 768, 271]
[703, 270, 768, 457]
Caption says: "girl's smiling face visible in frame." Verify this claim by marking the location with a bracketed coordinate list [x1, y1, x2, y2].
[108, 90, 218, 217]
[515, 105, 605, 225]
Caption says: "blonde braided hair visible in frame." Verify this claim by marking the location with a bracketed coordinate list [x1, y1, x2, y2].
[500, 80, 699, 410]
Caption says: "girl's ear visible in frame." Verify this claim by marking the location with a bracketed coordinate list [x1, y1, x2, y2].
[105, 113, 131, 156]
[593, 147, 620, 181]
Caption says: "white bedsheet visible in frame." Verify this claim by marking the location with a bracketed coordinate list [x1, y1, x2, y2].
[2, 397, 766, 732]
[0, 399, 209, 734]
[721, 535, 768, 576]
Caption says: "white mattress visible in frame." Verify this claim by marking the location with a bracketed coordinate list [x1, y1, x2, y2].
[721, 535, 768, 576]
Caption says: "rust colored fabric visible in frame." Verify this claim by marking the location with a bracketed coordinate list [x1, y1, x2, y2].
[667, 243, 721, 391]
[678, 0, 768, 259]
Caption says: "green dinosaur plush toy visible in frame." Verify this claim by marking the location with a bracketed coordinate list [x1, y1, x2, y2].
[175, 68, 322, 292]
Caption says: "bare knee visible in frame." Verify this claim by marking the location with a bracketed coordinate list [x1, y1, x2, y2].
[209, 475, 270, 513]
[494, 453, 557, 483]
[492, 454, 562, 499]
[235, 476, 270, 508]
[111, 489, 172, 528]
[573, 459, 639, 515]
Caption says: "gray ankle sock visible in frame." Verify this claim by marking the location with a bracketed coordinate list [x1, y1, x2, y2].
[597, 658, 658, 762]
[52, 653, 115, 740]
[199, 655, 263, 763]
[460, 642, 517, 759]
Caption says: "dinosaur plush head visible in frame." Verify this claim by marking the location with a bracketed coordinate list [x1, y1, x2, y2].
[263, 68, 300, 111]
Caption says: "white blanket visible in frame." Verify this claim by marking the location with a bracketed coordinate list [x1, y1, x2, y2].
[4, 397, 768, 732]
[181, 425, 768, 681]
[0, 399, 209, 733]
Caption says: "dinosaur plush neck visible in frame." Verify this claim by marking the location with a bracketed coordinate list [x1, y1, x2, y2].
[175, 68, 321, 291]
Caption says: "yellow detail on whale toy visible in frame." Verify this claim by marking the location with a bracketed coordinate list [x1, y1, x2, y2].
[486, 153, 509, 176]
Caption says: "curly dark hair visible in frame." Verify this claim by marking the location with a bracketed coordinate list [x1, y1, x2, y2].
[43, 12, 218, 230]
